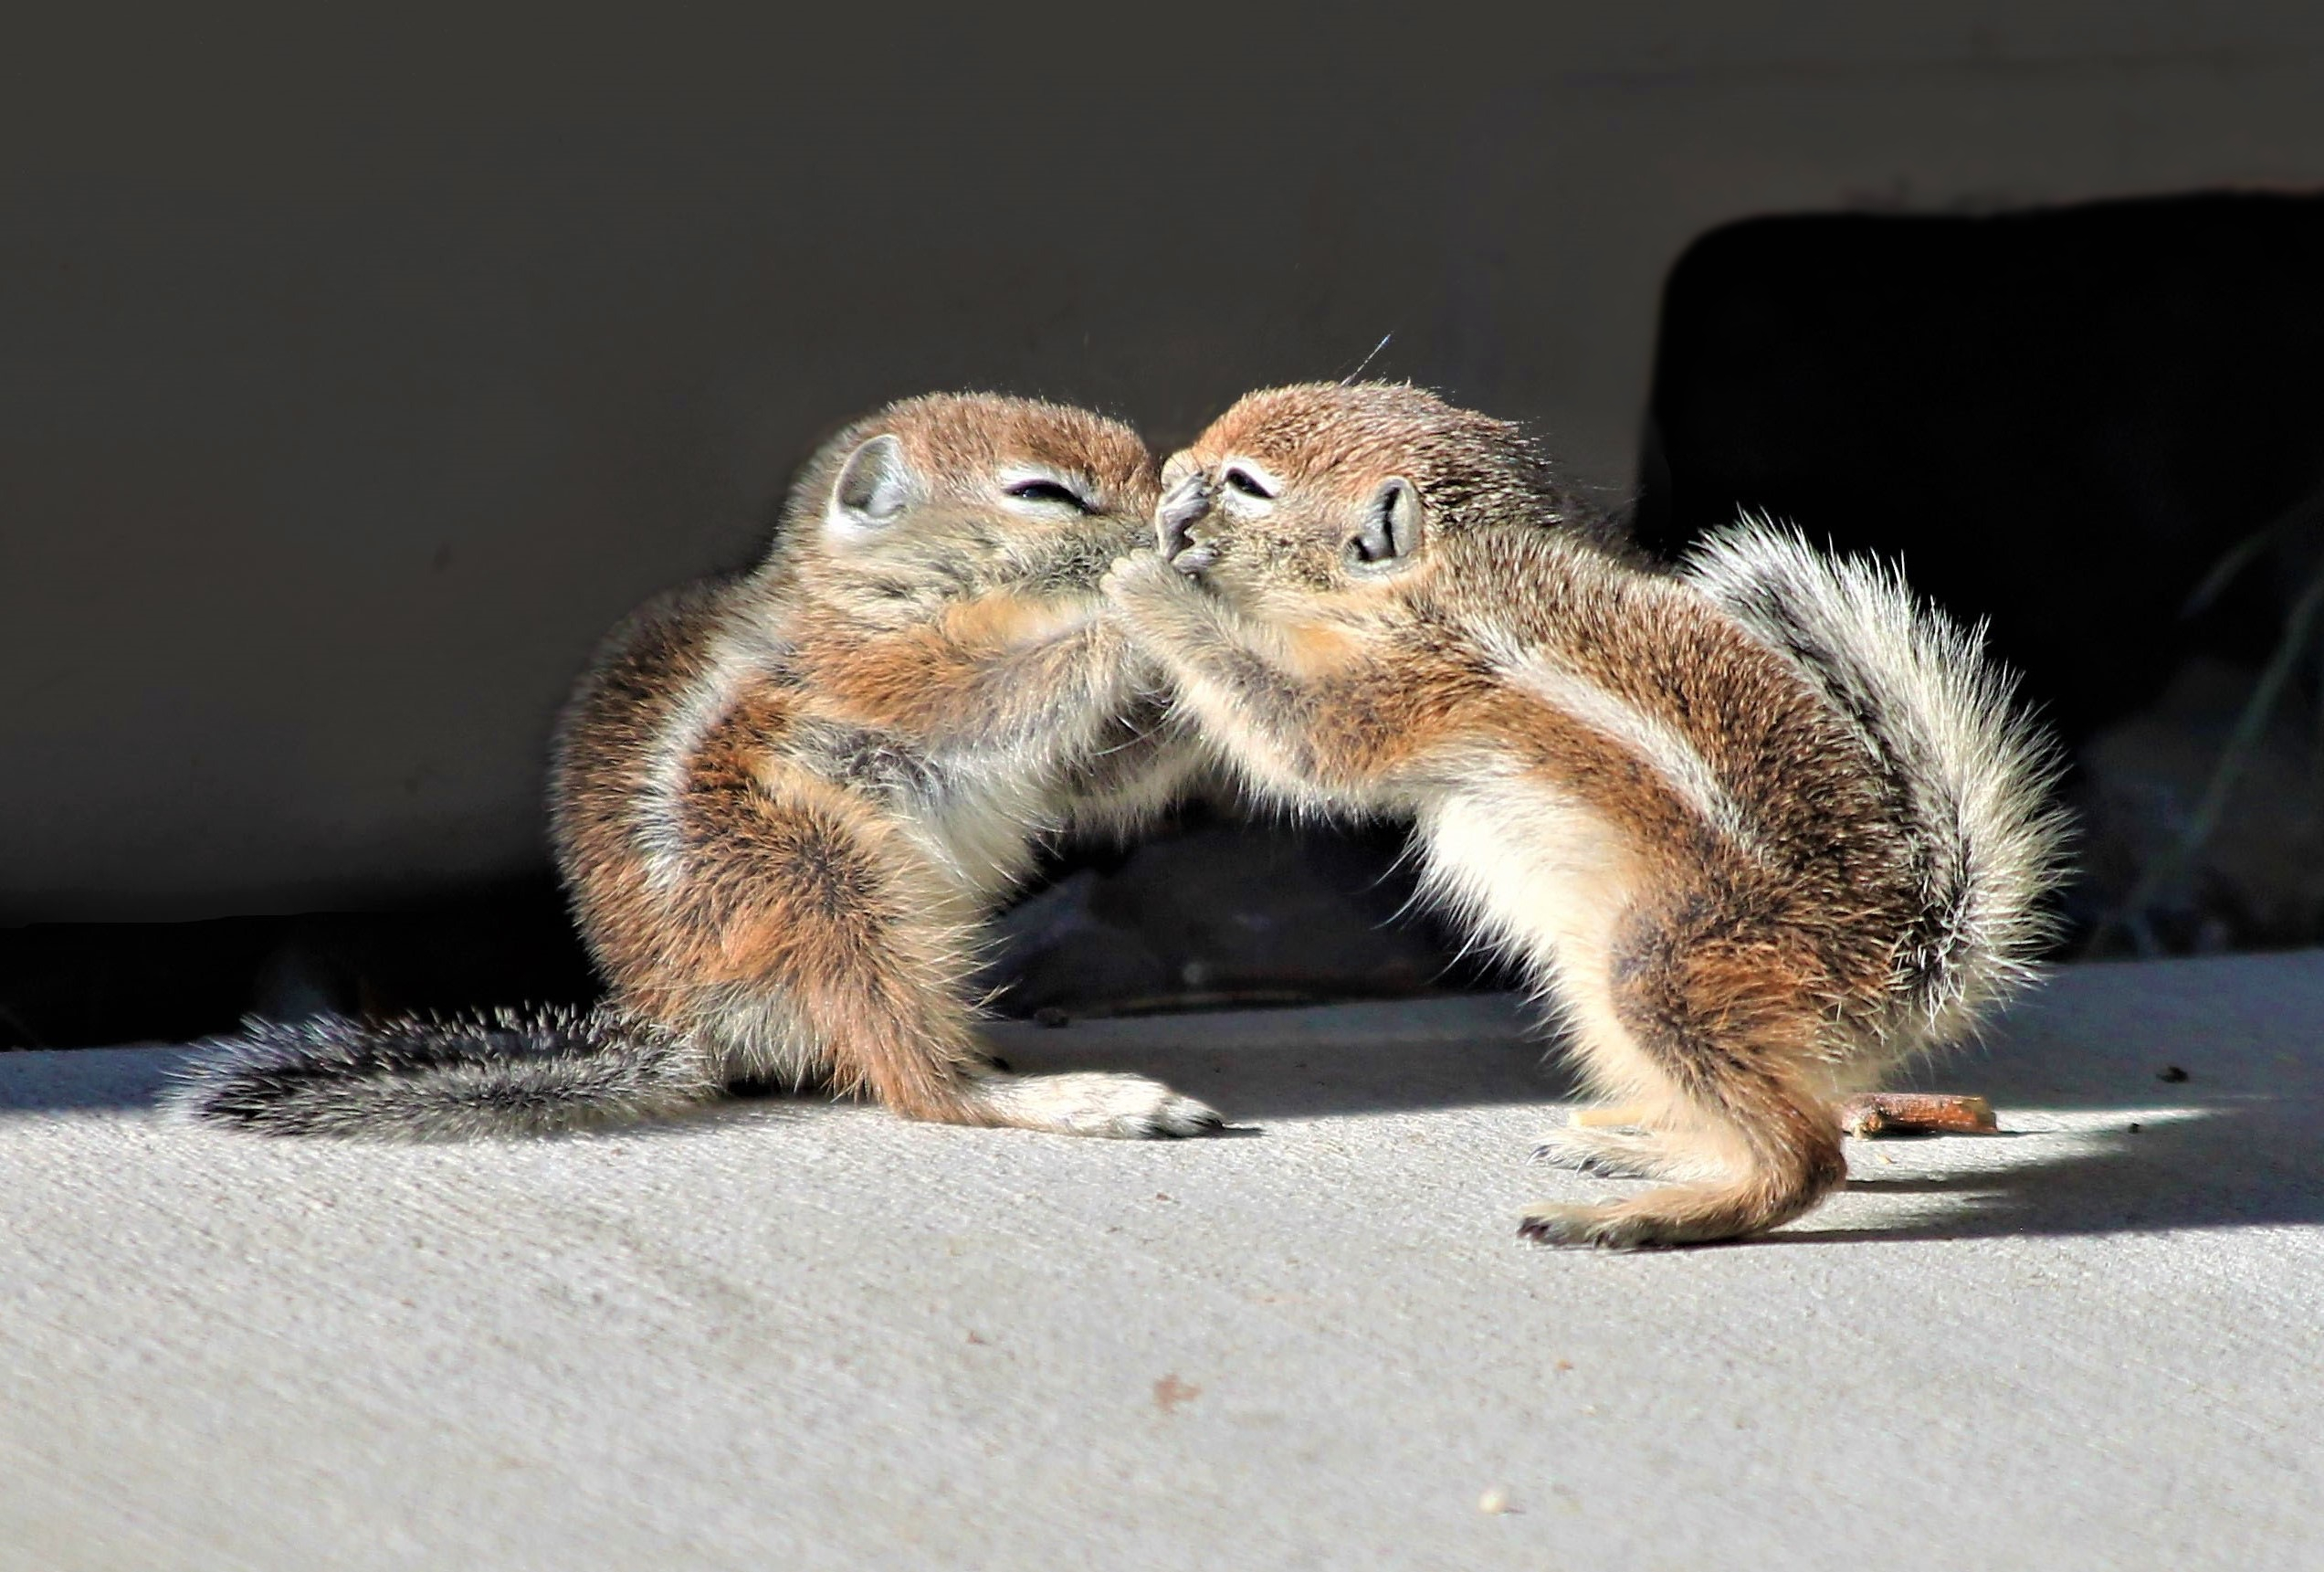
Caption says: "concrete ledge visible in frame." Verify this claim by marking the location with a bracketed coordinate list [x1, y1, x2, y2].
[5, 953, 2320, 1568]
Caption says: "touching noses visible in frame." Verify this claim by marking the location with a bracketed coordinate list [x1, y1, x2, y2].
[1156, 470, 1215, 572]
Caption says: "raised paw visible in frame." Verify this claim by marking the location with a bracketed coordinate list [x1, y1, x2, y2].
[970, 1070, 1224, 1139]
[1100, 549, 1190, 610]
[1156, 469, 1213, 557]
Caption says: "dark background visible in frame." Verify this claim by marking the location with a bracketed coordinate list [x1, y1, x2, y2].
[7, 6, 2324, 1043]
[1643, 195, 2324, 956]
[1642, 195, 2324, 749]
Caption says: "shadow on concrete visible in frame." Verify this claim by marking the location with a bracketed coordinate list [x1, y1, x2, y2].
[7, 953, 2321, 1244]
[0, 1011, 1575, 1123]
[0, 1046, 192, 1113]
[994, 1018, 1580, 1122]
[1778, 1099, 2324, 1245]
[990, 1032, 2324, 1243]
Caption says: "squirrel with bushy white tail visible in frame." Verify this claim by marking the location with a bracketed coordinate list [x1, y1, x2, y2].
[170, 393, 1219, 1141]
[1103, 382, 2067, 1247]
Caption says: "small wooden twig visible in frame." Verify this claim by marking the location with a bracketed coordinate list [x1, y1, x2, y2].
[1568, 1095, 1999, 1137]
[1837, 1092, 1997, 1138]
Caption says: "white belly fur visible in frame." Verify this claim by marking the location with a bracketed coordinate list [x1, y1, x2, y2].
[1418, 777, 1676, 1116]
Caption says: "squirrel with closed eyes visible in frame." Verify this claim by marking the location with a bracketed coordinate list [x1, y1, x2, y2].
[174, 393, 1220, 1141]
[1103, 381, 2066, 1247]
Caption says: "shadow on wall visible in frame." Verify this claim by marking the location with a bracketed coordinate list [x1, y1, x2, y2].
[1638, 192, 2324, 955]
[15, 192, 2324, 1047]
[3, 8, 1629, 925]
[0, 880, 599, 1050]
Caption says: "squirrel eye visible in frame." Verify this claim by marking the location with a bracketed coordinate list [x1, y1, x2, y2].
[1222, 467, 1274, 500]
[1004, 478, 1094, 512]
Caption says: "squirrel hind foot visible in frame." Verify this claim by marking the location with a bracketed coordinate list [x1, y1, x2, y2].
[1517, 1197, 1755, 1251]
[1520, 1150, 1845, 1249]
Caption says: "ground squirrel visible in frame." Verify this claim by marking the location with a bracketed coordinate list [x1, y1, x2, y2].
[1104, 382, 2066, 1246]
[172, 393, 1220, 1140]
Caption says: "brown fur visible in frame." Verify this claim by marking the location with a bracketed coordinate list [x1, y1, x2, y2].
[550, 392, 1220, 1136]
[1107, 381, 2049, 1245]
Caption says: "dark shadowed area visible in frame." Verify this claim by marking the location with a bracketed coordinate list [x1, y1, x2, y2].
[7, 8, 2324, 1042]
[1641, 195, 2324, 952]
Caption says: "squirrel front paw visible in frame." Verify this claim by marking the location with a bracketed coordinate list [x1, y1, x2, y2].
[966, 1069, 1225, 1139]
[1100, 548, 1188, 609]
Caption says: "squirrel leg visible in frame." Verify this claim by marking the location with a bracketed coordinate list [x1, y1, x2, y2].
[675, 776, 1219, 1139]
[1520, 902, 1848, 1249]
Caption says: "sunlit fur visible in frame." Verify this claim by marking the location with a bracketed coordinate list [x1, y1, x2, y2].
[169, 394, 1218, 1142]
[1108, 382, 2066, 1247]
[1684, 519, 2070, 1052]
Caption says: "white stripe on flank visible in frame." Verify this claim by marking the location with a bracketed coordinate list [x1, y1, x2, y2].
[637, 643, 747, 892]
[1502, 652, 1760, 855]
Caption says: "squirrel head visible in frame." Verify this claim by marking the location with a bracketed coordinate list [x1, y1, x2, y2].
[1152, 382, 1569, 609]
[774, 393, 1159, 611]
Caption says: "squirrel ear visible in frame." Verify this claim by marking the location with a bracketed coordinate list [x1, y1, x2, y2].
[827, 434, 917, 533]
[1351, 477, 1425, 566]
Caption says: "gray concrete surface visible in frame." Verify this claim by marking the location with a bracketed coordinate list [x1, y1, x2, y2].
[4, 950, 2320, 1569]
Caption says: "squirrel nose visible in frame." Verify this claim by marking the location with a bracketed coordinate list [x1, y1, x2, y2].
[1156, 472, 1212, 560]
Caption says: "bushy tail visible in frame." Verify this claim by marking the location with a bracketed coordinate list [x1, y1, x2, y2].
[164, 1005, 720, 1140]
[1684, 520, 2072, 1046]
